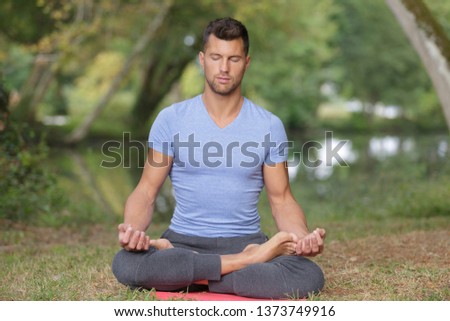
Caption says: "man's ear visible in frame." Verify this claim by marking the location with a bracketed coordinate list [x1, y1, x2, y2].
[199, 51, 205, 70]
[245, 55, 251, 70]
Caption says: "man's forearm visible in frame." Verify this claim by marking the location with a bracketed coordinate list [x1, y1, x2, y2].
[272, 202, 326, 256]
[272, 200, 310, 238]
[123, 186, 154, 232]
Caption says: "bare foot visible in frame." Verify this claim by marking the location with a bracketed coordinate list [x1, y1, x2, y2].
[149, 238, 174, 250]
[219, 232, 298, 275]
[242, 232, 297, 264]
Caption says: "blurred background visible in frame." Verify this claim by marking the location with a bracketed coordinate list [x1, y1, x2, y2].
[0, 0, 449, 237]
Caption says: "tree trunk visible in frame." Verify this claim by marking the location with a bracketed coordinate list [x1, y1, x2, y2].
[131, 47, 196, 129]
[64, 0, 172, 144]
[13, 53, 57, 122]
[386, 0, 450, 130]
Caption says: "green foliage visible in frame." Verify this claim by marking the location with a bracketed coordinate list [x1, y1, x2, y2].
[0, 46, 34, 98]
[336, 0, 422, 101]
[67, 51, 126, 118]
[424, 0, 450, 36]
[0, 122, 66, 222]
[326, 0, 450, 130]
[2, 0, 448, 135]
[330, 0, 443, 128]
[241, 0, 338, 130]
[0, 1, 59, 44]
[0, 121, 110, 226]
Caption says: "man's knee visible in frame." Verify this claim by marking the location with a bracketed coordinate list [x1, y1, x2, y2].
[112, 248, 200, 290]
[302, 259, 324, 295]
[282, 256, 325, 298]
[220, 257, 325, 299]
[134, 248, 194, 286]
[112, 249, 141, 287]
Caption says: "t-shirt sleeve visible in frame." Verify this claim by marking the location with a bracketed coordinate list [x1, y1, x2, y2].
[148, 108, 174, 157]
[264, 114, 289, 165]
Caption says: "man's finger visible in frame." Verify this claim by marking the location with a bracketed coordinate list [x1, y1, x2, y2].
[127, 230, 141, 250]
[311, 232, 319, 253]
[315, 231, 324, 245]
[315, 230, 324, 252]
[119, 225, 133, 246]
[302, 236, 312, 255]
[136, 232, 147, 251]
[295, 240, 304, 255]
[316, 228, 326, 239]
[144, 235, 151, 250]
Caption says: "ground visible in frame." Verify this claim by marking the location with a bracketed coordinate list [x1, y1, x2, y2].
[314, 229, 449, 300]
[0, 222, 448, 300]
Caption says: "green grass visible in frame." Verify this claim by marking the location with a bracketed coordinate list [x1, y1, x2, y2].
[1, 215, 448, 301]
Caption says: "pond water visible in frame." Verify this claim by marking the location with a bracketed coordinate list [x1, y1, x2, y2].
[287, 132, 449, 181]
[52, 132, 450, 226]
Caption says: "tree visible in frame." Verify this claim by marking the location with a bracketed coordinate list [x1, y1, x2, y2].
[0, 1, 72, 122]
[0, 0, 343, 140]
[386, 0, 450, 130]
[331, 0, 435, 124]
[0, 1, 60, 44]
[1, 0, 107, 123]
[240, 0, 338, 130]
[64, 1, 171, 144]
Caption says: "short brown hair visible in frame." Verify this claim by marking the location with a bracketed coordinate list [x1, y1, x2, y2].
[203, 17, 249, 55]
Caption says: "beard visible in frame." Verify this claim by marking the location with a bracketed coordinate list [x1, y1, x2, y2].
[205, 76, 242, 96]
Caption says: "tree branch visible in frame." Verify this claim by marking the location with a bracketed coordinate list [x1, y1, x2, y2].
[386, 0, 450, 130]
[65, 0, 172, 144]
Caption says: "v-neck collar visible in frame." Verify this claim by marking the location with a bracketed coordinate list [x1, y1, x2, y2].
[199, 95, 246, 130]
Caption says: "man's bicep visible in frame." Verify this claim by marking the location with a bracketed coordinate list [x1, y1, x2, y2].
[263, 161, 291, 201]
[138, 148, 173, 195]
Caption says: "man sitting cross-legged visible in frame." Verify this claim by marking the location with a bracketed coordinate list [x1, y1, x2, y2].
[112, 17, 326, 299]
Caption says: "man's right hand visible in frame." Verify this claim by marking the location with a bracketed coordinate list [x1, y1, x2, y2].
[118, 223, 150, 251]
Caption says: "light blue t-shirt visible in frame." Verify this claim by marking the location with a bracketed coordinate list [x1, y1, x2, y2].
[148, 95, 288, 237]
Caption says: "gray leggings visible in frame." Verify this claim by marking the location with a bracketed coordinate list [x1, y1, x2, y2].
[112, 229, 324, 299]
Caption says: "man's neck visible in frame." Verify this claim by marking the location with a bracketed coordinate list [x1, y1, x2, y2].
[201, 89, 244, 128]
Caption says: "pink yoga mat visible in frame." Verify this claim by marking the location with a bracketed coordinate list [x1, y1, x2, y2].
[156, 291, 296, 301]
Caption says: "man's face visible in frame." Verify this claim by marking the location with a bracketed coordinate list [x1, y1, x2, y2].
[199, 34, 250, 96]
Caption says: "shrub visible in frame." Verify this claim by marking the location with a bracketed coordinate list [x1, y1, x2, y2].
[0, 122, 66, 223]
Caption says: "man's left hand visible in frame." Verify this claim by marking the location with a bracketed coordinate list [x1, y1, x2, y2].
[295, 228, 326, 256]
